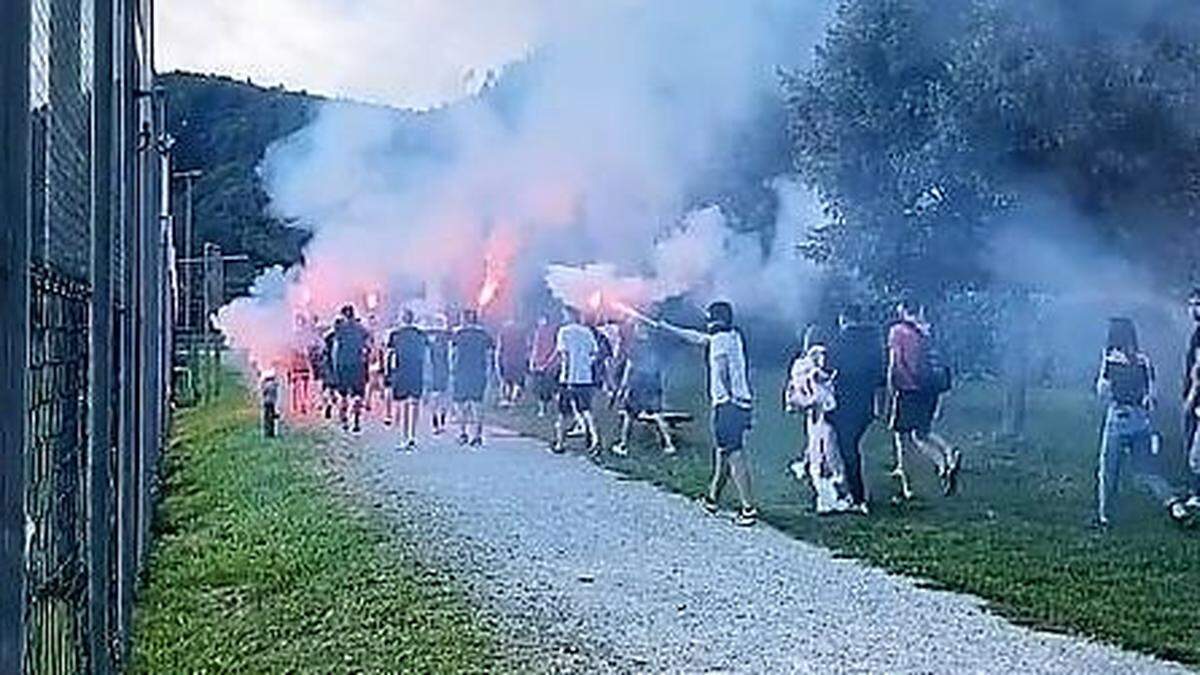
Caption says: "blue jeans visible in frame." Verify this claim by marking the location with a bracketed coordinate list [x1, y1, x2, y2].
[1097, 405, 1175, 522]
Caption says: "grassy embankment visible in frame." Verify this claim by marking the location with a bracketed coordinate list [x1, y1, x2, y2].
[495, 360, 1200, 665]
[133, 376, 497, 673]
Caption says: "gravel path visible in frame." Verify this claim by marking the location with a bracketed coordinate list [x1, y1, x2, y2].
[330, 421, 1184, 674]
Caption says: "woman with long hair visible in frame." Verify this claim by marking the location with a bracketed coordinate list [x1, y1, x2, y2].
[1095, 317, 1190, 526]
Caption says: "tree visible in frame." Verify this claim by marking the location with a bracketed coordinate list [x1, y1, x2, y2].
[784, 0, 1200, 297]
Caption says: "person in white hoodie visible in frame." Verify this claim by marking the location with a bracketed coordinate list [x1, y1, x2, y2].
[786, 334, 856, 515]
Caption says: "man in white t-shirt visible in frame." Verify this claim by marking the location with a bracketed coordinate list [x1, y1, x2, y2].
[650, 301, 758, 526]
[553, 306, 601, 454]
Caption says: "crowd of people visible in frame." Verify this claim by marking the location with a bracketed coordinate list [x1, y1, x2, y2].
[269, 287, 1200, 530]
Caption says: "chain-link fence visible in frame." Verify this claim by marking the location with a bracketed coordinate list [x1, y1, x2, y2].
[2, 1, 172, 673]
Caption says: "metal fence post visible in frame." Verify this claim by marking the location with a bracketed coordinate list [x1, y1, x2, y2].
[0, 2, 31, 672]
[117, 0, 139, 652]
[89, 0, 116, 670]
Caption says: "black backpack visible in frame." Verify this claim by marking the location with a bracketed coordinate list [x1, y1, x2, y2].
[920, 332, 953, 395]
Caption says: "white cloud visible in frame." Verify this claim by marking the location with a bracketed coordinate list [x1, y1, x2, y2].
[156, 0, 545, 108]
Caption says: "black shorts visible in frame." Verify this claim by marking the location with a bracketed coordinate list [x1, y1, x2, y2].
[499, 361, 527, 386]
[890, 389, 937, 434]
[391, 374, 423, 401]
[623, 379, 662, 416]
[453, 374, 486, 403]
[712, 402, 751, 452]
[558, 384, 595, 415]
[429, 369, 449, 394]
[335, 364, 366, 397]
[532, 370, 557, 403]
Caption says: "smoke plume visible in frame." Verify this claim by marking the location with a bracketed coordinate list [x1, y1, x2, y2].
[217, 0, 834, 369]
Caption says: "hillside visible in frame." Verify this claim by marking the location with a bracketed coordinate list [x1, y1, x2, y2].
[163, 72, 317, 280]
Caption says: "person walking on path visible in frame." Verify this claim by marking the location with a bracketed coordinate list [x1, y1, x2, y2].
[451, 309, 494, 447]
[648, 301, 758, 527]
[387, 309, 429, 450]
[612, 322, 676, 456]
[426, 313, 452, 435]
[528, 312, 560, 418]
[553, 306, 601, 454]
[287, 313, 317, 416]
[1096, 317, 1192, 527]
[331, 304, 372, 433]
[496, 319, 529, 407]
[887, 299, 961, 500]
[828, 305, 885, 510]
[318, 322, 337, 419]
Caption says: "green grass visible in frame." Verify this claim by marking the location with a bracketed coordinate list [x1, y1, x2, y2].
[495, 360, 1200, 665]
[132, 377, 498, 673]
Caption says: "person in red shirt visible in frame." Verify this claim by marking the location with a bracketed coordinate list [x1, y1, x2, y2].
[496, 319, 529, 407]
[528, 311, 560, 417]
[887, 298, 961, 500]
[287, 313, 317, 415]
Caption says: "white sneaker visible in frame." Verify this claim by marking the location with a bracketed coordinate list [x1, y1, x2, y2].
[735, 507, 758, 527]
[610, 442, 628, 456]
[788, 460, 806, 482]
[1168, 499, 1191, 524]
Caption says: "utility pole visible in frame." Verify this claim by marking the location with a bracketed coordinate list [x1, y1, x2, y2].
[172, 169, 201, 330]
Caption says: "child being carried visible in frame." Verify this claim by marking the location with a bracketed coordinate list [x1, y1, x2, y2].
[786, 342, 854, 514]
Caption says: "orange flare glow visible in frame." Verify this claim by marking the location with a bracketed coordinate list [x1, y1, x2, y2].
[478, 277, 500, 308]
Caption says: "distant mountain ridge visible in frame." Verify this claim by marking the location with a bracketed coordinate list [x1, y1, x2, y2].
[162, 68, 790, 298]
[163, 72, 318, 282]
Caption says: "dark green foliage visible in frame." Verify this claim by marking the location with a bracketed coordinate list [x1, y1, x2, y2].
[163, 72, 316, 281]
[785, 0, 1200, 296]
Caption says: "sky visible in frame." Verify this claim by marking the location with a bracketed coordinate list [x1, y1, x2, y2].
[156, 0, 551, 109]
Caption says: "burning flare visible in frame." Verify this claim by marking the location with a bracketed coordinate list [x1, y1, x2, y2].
[478, 277, 501, 308]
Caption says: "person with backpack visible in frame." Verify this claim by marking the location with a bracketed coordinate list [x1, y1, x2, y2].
[1096, 317, 1192, 527]
[887, 298, 961, 500]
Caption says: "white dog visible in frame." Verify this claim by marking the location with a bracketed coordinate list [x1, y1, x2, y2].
[786, 345, 853, 514]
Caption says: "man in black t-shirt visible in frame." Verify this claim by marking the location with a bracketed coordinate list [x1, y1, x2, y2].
[331, 305, 371, 433]
[451, 309, 494, 446]
[387, 309, 429, 450]
[828, 305, 885, 510]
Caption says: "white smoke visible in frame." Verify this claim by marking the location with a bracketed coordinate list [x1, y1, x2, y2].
[221, 0, 835, 366]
